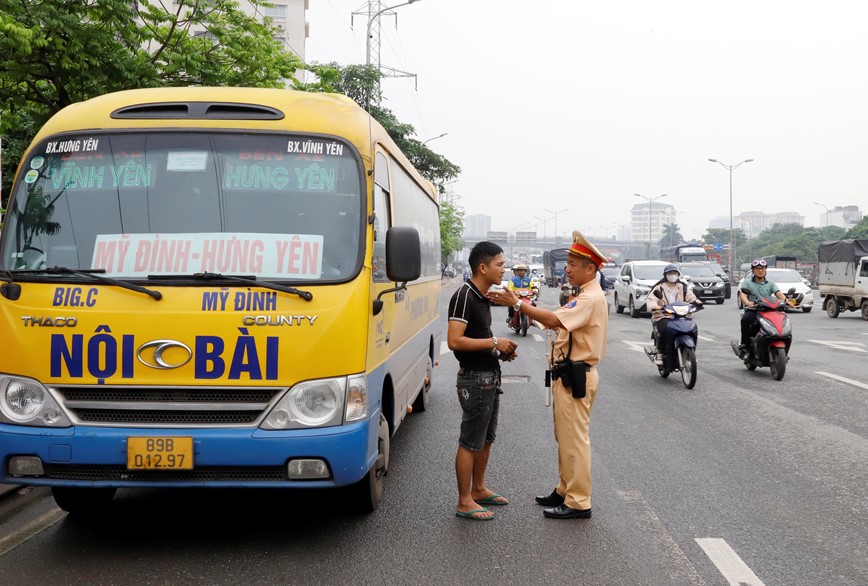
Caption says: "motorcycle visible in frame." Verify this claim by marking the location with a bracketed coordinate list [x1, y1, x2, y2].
[643, 299, 703, 389]
[558, 282, 578, 306]
[510, 286, 538, 337]
[730, 288, 801, 381]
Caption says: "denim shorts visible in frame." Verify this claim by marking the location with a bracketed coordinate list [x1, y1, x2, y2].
[456, 369, 501, 451]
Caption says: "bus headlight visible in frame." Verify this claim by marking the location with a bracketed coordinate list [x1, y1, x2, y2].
[0, 376, 71, 427]
[261, 377, 346, 430]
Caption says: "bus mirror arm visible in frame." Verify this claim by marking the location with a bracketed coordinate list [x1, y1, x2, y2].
[373, 282, 408, 315]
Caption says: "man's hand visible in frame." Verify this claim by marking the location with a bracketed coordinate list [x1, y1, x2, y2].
[499, 350, 518, 362]
[488, 288, 518, 307]
[496, 338, 518, 355]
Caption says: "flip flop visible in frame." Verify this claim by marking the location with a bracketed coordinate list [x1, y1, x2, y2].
[455, 507, 493, 520]
[477, 493, 509, 506]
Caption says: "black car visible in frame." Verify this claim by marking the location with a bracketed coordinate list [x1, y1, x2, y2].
[703, 261, 732, 299]
[678, 262, 727, 304]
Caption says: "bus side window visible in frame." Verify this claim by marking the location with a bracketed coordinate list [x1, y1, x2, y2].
[372, 152, 391, 282]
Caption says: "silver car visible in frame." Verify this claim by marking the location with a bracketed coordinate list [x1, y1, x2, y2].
[737, 268, 814, 312]
[613, 260, 669, 317]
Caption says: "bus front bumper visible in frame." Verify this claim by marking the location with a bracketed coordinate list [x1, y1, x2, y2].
[0, 419, 376, 489]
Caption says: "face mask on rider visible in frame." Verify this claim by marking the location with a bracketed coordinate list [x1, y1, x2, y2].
[666, 273, 678, 283]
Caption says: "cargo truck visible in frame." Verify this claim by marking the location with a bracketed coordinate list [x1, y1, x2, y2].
[818, 239, 868, 319]
[543, 248, 569, 287]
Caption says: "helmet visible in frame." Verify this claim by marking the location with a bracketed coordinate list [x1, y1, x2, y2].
[513, 264, 527, 272]
[663, 263, 680, 275]
[751, 259, 768, 269]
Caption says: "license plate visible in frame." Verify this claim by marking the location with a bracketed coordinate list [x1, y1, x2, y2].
[704, 290, 713, 295]
[127, 437, 193, 470]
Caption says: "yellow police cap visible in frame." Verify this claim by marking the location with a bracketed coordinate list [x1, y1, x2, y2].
[567, 230, 606, 268]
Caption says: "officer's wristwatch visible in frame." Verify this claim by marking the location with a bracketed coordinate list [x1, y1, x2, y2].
[513, 300, 523, 312]
[492, 336, 498, 349]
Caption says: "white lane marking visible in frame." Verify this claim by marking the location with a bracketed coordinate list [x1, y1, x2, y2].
[0, 507, 65, 556]
[808, 340, 867, 353]
[532, 334, 544, 342]
[439, 341, 450, 356]
[816, 371, 868, 390]
[622, 340, 650, 353]
[696, 538, 765, 586]
[698, 335, 715, 342]
[618, 491, 705, 585]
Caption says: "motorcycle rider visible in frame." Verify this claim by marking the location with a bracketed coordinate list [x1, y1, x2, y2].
[738, 259, 787, 358]
[507, 264, 533, 323]
[646, 264, 701, 365]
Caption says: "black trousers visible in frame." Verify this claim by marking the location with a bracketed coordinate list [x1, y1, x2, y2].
[653, 320, 672, 351]
[741, 311, 759, 346]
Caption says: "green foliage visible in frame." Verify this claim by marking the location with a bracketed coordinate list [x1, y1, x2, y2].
[845, 215, 868, 239]
[702, 228, 748, 249]
[439, 200, 465, 267]
[748, 223, 850, 263]
[0, 0, 302, 203]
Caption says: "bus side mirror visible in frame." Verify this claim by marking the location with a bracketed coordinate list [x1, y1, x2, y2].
[385, 226, 421, 282]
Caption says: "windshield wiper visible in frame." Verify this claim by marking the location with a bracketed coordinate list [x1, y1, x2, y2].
[10, 267, 162, 301]
[147, 272, 313, 301]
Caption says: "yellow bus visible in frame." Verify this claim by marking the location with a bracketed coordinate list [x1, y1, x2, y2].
[0, 87, 441, 513]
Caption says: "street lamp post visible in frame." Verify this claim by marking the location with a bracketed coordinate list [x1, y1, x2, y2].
[533, 215, 548, 241]
[422, 132, 447, 146]
[543, 207, 569, 247]
[366, 1, 422, 66]
[634, 194, 667, 259]
[813, 201, 830, 227]
[708, 158, 753, 275]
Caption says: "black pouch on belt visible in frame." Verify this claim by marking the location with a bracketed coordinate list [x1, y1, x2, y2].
[564, 330, 587, 399]
[568, 361, 587, 399]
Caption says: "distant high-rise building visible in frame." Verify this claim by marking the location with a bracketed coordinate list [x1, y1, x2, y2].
[464, 214, 491, 240]
[631, 202, 676, 244]
[736, 210, 804, 236]
[818, 205, 863, 229]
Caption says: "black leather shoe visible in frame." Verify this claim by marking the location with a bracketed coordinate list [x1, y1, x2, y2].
[543, 504, 592, 519]
[535, 490, 564, 507]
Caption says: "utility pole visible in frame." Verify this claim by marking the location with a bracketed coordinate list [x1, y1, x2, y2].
[352, 1, 420, 101]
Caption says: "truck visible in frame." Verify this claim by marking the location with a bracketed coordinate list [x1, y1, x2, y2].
[818, 239, 868, 320]
[761, 255, 798, 269]
[543, 248, 569, 287]
[660, 243, 708, 263]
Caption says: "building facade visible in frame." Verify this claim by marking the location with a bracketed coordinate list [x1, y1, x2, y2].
[464, 214, 492, 240]
[818, 205, 863, 230]
[631, 202, 676, 244]
[736, 211, 804, 236]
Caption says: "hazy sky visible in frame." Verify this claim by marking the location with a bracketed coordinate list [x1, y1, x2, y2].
[306, 1, 868, 242]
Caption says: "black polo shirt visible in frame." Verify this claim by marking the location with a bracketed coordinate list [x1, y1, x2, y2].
[448, 280, 500, 371]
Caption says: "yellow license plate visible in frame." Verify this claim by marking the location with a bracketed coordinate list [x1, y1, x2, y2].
[127, 437, 193, 470]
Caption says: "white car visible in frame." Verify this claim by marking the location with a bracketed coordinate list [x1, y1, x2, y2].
[737, 268, 814, 312]
[613, 260, 669, 317]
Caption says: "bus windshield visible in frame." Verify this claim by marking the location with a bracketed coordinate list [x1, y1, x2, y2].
[1, 132, 363, 281]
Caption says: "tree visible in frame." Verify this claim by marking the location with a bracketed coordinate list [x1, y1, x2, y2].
[659, 223, 684, 249]
[0, 0, 303, 202]
[439, 200, 465, 270]
[303, 63, 460, 187]
[846, 216, 868, 239]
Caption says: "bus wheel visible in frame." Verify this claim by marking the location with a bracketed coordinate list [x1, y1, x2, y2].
[351, 413, 390, 513]
[412, 358, 433, 413]
[52, 487, 116, 515]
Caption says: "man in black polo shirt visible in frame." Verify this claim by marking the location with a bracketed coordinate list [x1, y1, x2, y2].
[447, 241, 518, 520]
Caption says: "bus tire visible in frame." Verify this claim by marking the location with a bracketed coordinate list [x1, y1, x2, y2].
[52, 487, 116, 515]
[411, 357, 433, 413]
[351, 413, 389, 513]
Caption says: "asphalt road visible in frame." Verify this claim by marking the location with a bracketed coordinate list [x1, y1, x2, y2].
[1, 282, 866, 585]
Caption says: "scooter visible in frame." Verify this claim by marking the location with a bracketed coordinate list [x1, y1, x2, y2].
[559, 282, 578, 306]
[644, 299, 703, 389]
[510, 286, 538, 337]
[730, 288, 801, 381]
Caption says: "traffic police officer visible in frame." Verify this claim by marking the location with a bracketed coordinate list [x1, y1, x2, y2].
[488, 230, 608, 519]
